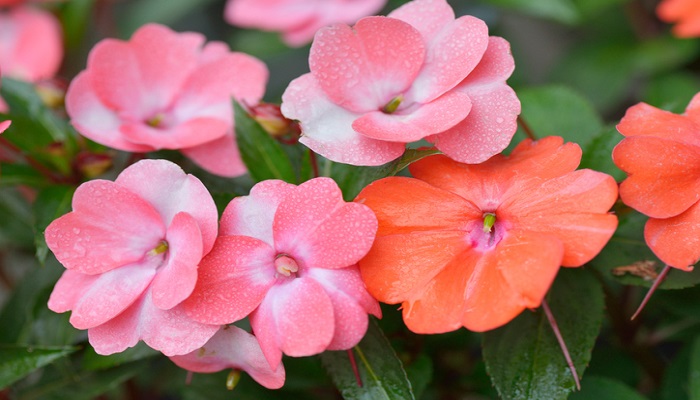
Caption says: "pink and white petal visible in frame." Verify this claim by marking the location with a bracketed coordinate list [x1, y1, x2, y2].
[115, 159, 219, 253]
[645, 201, 700, 271]
[405, 16, 489, 103]
[458, 37, 516, 87]
[273, 178, 377, 269]
[282, 74, 405, 165]
[198, 41, 229, 64]
[66, 72, 152, 153]
[281, 17, 326, 47]
[220, 180, 295, 242]
[323, 0, 388, 25]
[10, 7, 62, 82]
[225, 0, 317, 31]
[251, 278, 335, 364]
[45, 180, 165, 274]
[119, 118, 228, 150]
[87, 39, 144, 117]
[184, 236, 277, 325]
[181, 133, 247, 178]
[169, 326, 286, 389]
[353, 91, 471, 142]
[430, 84, 520, 163]
[0, 120, 9, 134]
[388, 0, 455, 41]
[130, 24, 203, 109]
[309, 265, 381, 319]
[151, 212, 203, 310]
[309, 17, 425, 113]
[69, 262, 157, 329]
[48, 270, 99, 314]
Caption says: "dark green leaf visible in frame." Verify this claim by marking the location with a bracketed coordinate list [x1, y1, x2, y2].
[234, 101, 297, 184]
[32, 186, 75, 264]
[578, 126, 625, 181]
[82, 342, 158, 371]
[0, 188, 34, 248]
[0, 163, 47, 188]
[644, 73, 700, 114]
[662, 342, 691, 400]
[483, 268, 604, 400]
[0, 344, 77, 389]
[483, 0, 579, 24]
[570, 376, 647, 400]
[404, 355, 432, 400]
[321, 318, 415, 400]
[58, 0, 96, 49]
[118, 0, 218, 36]
[691, 336, 700, 400]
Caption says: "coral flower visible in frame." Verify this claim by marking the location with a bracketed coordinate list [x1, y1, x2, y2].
[65, 23, 268, 177]
[657, 0, 700, 38]
[356, 137, 618, 333]
[281, 0, 520, 166]
[0, 6, 62, 82]
[170, 325, 286, 389]
[184, 178, 381, 369]
[614, 95, 700, 270]
[46, 159, 220, 355]
[224, 0, 387, 47]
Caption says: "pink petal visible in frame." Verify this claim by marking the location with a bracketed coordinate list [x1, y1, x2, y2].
[115, 159, 219, 254]
[309, 17, 425, 113]
[151, 212, 204, 310]
[48, 269, 98, 313]
[184, 236, 276, 325]
[250, 277, 335, 369]
[458, 37, 516, 87]
[119, 117, 228, 150]
[308, 267, 380, 350]
[430, 84, 520, 163]
[352, 91, 471, 142]
[282, 74, 405, 166]
[273, 178, 378, 269]
[645, 201, 700, 270]
[617, 101, 700, 147]
[225, 0, 317, 31]
[66, 72, 152, 153]
[67, 263, 157, 329]
[684, 92, 700, 122]
[220, 179, 296, 243]
[169, 326, 286, 389]
[181, 133, 247, 178]
[88, 292, 219, 356]
[388, 0, 455, 41]
[45, 180, 165, 274]
[87, 39, 144, 118]
[0, 120, 10, 134]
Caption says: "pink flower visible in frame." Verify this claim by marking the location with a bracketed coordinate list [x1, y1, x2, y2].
[183, 178, 381, 369]
[65, 23, 269, 177]
[170, 325, 286, 389]
[224, 0, 387, 47]
[281, 0, 520, 166]
[46, 159, 220, 355]
[0, 6, 62, 82]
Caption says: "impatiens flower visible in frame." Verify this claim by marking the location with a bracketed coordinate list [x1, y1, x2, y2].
[170, 325, 286, 389]
[281, 0, 520, 166]
[224, 0, 387, 47]
[356, 137, 618, 333]
[0, 6, 62, 82]
[65, 23, 268, 177]
[657, 0, 700, 38]
[184, 177, 381, 369]
[46, 159, 220, 355]
[613, 95, 700, 270]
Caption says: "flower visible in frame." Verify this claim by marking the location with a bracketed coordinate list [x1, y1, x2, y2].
[0, 5, 62, 82]
[170, 325, 286, 389]
[46, 159, 220, 355]
[355, 137, 618, 333]
[281, 0, 520, 166]
[65, 23, 268, 177]
[613, 95, 700, 270]
[224, 0, 387, 47]
[657, 0, 700, 38]
[183, 177, 381, 369]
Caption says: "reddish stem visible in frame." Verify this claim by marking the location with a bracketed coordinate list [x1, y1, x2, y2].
[631, 264, 672, 321]
[542, 299, 581, 391]
[309, 149, 320, 178]
[347, 349, 363, 388]
[517, 116, 537, 141]
[0, 136, 64, 183]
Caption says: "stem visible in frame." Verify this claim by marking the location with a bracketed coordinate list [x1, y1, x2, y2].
[517, 116, 537, 140]
[0, 136, 65, 183]
[309, 149, 320, 178]
[542, 299, 580, 391]
[631, 264, 672, 321]
[347, 349, 363, 388]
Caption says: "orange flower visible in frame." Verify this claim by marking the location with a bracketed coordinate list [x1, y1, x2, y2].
[613, 95, 700, 271]
[657, 0, 700, 38]
[356, 137, 618, 333]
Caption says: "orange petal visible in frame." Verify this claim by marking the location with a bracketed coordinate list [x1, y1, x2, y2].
[614, 135, 700, 218]
[359, 230, 469, 304]
[645, 200, 700, 270]
[616, 102, 700, 147]
[355, 176, 479, 236]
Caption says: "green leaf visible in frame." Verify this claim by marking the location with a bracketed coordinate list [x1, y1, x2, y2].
[662, 342, 692, 400]
[118, 0, 218, 36]
[82, 342, 159, 371]
[234, 101, 297, 184]
[0, 163, 47, 188]
[516, 85, 603, 149]
[58, 0, 96, 49]
[404, 355, 432, 400]
[578, 126, 625, 181]
[32, 185, 75, 264]
[644, 72, 700, 114]
[570, 376, 647, 400]
[0, 344, 77, 389]
[320, 318, 415, 400]
[484, 0, 580, 24]
[483, 268, 604, 400]
[691, 336, 700, 400]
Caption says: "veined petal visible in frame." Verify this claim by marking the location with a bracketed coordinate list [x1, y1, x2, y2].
[645, 201, 700, 270]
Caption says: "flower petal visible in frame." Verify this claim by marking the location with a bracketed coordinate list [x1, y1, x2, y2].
[87, 39, 144, 117]
[181, 133, 247, 178]
[458, 36, 516, 87]
[119, 118, 228, 150]
[616, 101, 700, 147]
[388, 0, 455, 41]
[645, 200, 700, 270]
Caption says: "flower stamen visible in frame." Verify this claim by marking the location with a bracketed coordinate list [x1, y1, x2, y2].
[274, 254, 299, 277]
[148, 240, 169, 256]
[382, 95, 403, 114]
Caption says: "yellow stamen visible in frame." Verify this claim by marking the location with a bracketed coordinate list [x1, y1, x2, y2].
[147, 113, 165, 127]
[226, 370, 241, 390]
[148, 240, 169, 256]
[382, 95, 403, 114]
[483, 213, 496, 233]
